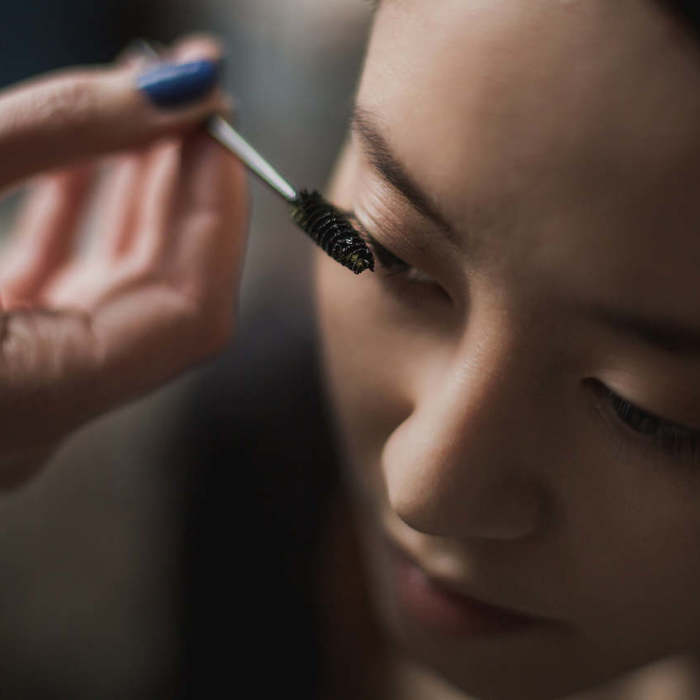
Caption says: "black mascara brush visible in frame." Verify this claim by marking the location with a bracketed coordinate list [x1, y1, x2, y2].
[133, 39, 375, 275]
[207, 118, 374, 275]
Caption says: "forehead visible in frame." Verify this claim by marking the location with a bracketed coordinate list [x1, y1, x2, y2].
[358, 0, 700, 298]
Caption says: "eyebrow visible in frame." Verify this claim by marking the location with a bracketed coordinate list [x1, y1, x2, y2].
[581, 302, 700, 358]
[351, 106, 455, 238]
[351, 109, 700, 359]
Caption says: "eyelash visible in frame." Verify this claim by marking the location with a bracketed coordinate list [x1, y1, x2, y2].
[348, 214, 435, 283]
[368, 237, 413, 276]
[592, 380, 700, 465]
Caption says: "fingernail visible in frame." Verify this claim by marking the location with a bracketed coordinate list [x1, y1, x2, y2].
[136, 58, 221, 109]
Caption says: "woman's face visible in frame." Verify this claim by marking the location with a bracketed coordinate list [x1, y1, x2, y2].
[315, 1, 700, 697]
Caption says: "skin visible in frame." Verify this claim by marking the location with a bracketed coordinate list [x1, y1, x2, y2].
[0, 36, 246, 485]
[315, 1, 700, 698]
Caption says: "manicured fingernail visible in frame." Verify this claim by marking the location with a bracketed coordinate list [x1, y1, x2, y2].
[136, 59, 221, 109]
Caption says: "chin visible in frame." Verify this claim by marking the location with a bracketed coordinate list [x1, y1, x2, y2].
[385, 616, 642, 700]
[355, 520, 651, 700]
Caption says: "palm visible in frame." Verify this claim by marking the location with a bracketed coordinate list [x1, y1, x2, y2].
[0, 132, 247, 454]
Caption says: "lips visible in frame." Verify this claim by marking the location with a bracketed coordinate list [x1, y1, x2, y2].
[385, 537, 545, 636]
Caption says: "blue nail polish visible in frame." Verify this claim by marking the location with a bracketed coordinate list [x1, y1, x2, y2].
[137, 59, 221, 109]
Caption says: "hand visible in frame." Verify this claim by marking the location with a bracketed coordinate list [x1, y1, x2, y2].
[0, 35, 248, 486]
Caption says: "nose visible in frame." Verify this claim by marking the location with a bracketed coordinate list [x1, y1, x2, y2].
[381, 334, 548, 541]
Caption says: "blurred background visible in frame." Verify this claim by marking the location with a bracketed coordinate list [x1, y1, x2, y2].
[0, 1, 373, 697]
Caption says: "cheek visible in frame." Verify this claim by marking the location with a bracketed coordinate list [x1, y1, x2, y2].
[314, 252, 415, 498]
[564, 465, 700, 651]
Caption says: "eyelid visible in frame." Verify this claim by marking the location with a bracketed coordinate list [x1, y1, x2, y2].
[345, 208, 438, 284]
[589, 378, 700, 466]
[596, 380, 699, 435]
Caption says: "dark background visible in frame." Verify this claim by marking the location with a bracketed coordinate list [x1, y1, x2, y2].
[0, 2, 372, 697]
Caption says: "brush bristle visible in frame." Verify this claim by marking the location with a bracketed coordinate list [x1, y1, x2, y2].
[290, 189, 374, 274]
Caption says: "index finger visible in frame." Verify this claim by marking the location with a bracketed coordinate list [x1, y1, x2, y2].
[0, 35, 226, 192]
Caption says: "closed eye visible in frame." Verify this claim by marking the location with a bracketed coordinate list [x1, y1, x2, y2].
[346, 212, 438, 285]
[589, 379, 700, 465]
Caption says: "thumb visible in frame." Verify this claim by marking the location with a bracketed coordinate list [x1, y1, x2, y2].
[0, 42, 226, 192]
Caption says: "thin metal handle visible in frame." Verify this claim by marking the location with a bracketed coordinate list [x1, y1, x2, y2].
[205, 116, 297, 202]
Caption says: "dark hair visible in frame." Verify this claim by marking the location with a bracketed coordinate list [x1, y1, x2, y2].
[658, 0, 700, 37]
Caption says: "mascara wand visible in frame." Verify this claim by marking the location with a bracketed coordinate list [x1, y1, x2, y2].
[132, 39, 374, 275]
